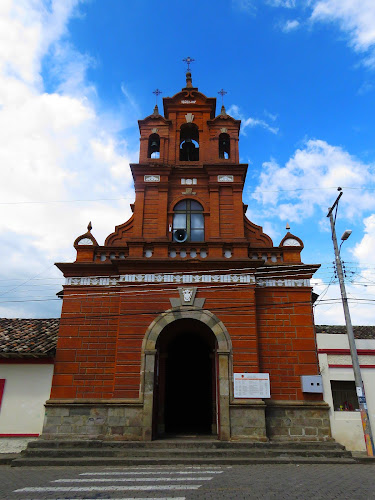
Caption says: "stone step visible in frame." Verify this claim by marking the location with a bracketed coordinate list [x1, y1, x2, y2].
[22, 447, 352, 459]
[15, 438, 353, 467]
[0, 453, 18, 465]
[28, 439, 346, 450]
[11, 455, 357, 467]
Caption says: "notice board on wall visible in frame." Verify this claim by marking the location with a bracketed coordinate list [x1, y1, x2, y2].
[233, 373, 270, 399]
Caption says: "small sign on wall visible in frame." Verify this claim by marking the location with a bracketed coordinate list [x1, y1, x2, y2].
[234, 373, 270, 399]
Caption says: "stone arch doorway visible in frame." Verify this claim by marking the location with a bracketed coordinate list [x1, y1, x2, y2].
[155, 319, 217, 436]
[141, 307, 232, 441]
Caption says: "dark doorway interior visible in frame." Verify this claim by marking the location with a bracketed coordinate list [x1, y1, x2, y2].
[155, 319, 217, 436]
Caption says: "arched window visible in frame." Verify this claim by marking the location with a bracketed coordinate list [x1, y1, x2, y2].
[219, 133, 230, 159]
[148, 133, 160, 159]
[173, 200, 204, 242]
[180, 123, 199, 161]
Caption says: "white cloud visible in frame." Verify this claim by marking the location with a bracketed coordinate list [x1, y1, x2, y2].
[267, 0, 296, 7]
[228, 104, 279, 135]
[253, 139, 375, 222]
[232, 0, 256, 14]
[313, 269, 375, 326]
[354, 215, 375, 266]
[282, 19, 300, 32]
[264, 110, 278, 121]
[0, 1, 137, 318]
[310, 0, 375, 66]
[357, 81, 375, 95]
[265, 0, 375, 67]
[0, 0, 80, 85]
[121, 83, 141, 115]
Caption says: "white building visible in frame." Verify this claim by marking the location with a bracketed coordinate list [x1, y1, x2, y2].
[316, 325, 375, 452]
[0, 319, 58, 453]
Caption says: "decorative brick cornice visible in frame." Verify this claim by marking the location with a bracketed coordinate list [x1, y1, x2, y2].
[64, 274, 310, 287]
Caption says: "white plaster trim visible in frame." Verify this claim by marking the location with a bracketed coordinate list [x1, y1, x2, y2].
[144, 175, 160, 182]
[65, 275, 310, 287]
[257, 278, 310, 287]
[328, 354, 375, 366]
[65, 274, 255, 286]
[218, 175, 233, 182]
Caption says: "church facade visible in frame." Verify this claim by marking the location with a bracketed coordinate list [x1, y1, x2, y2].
[43, 72, 331, 442]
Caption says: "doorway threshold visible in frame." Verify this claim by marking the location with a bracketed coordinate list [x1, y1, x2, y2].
[157, 433, 219, 441]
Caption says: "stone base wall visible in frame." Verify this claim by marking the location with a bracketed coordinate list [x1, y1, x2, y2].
[265, 401, 332, 441]
[41, 400, 332, 442]
[42, 403, 143, 440]
[230, 401, 267, 441]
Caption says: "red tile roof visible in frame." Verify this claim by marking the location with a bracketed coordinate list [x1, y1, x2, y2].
[315, 325, 375, 339]
[0, 319, 373, 358]
[0, 318, 59, 358]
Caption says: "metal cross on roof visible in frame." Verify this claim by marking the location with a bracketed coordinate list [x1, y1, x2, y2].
[183, 56, 195, 71]
[218, 89, 227, 105]
[152, 88, 162, 104]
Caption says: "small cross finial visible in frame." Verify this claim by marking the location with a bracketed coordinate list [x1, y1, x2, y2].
[218, 89, 227, 105]
[183, 56, 195, 71]
[152, 88, 162, 105]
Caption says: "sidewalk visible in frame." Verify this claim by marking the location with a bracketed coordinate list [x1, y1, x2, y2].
[351, 451, 375, 463]
[0, 453, 19, 465]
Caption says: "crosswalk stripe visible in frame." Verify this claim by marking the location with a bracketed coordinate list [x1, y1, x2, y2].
[53, 477, 212, 482]
[106, 465, 225, 469]
[15, 485, 200, 492]
[80, 470, 223, 475]
[16, 498, 186, 500]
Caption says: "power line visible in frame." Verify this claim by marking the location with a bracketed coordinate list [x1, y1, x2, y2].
[2, 185, 375, 206]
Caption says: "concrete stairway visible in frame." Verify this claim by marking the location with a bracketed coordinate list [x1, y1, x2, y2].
[12, 438, 355, 466]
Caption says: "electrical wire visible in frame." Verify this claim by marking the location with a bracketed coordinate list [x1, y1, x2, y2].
[2, 185, 375, 206]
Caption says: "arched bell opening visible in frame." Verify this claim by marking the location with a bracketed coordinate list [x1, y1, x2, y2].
[179, 123, 199, 161]
[147, 133, 160, 159]
[219, 133, 230, 159]
[153, 318, 218, 437]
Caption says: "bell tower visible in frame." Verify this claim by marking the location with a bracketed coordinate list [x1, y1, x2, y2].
[104, 69, 273, 261]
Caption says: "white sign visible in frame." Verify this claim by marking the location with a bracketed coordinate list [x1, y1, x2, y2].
[234, 373, 270, 399]
[144, 175, 160, 182]
[218, 175, 234, 182]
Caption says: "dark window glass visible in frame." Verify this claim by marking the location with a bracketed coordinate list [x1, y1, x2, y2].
[190, 229, 204, 242]
[190, 200, 203, 210]
[174, 200, 187, 210]
[191, 213, 204, 228]
[173, 213, 186, 229]
[173, 200, 204, 242]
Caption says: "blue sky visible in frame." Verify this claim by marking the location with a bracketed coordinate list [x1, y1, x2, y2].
[0, 0, 374, 324]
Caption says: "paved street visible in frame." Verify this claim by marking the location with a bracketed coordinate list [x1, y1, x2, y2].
[0, 464, 374, 500]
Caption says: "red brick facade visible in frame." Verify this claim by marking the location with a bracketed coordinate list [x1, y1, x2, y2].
[47, 73, 328, 441]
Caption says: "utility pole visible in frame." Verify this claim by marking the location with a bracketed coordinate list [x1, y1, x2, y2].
[327, 188, 374, 456]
